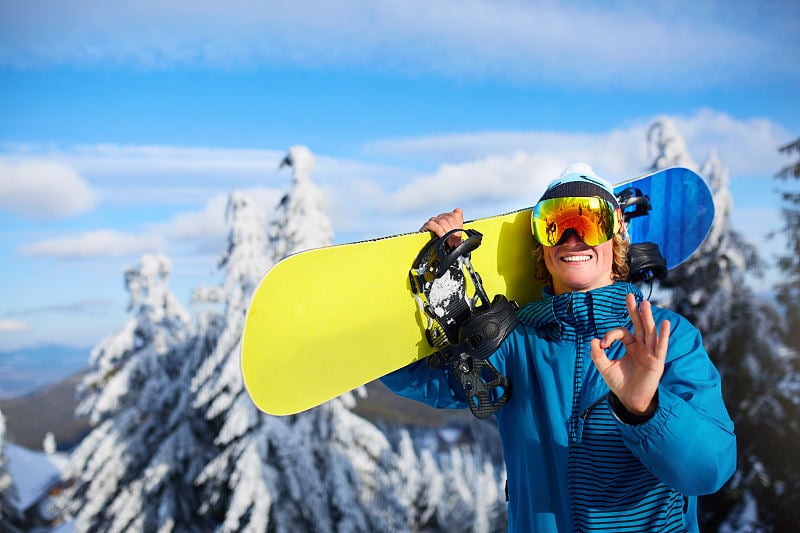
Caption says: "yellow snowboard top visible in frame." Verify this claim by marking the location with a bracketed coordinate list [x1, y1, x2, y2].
[241, 208, 541, 415]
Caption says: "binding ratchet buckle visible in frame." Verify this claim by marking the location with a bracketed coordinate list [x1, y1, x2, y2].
[410, 229, 517, 419]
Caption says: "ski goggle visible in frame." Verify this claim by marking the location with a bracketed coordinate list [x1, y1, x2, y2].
[531, 196, 621, 246]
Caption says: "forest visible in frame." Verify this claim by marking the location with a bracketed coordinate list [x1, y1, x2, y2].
[1, 118, 798, 532]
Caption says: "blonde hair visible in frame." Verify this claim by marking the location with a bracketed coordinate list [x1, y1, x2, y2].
[532, 232, 630, 290]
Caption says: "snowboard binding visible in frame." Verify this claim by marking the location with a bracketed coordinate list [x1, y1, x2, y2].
[616, 187, 668, 283]
[617, 186, 652, 220]
[410, 229, 517, 419]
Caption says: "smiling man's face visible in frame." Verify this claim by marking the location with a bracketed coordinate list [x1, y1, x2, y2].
[543, 233, 616, 295]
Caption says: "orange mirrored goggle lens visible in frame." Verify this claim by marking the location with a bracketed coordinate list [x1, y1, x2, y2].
[532, 196, 620, 246]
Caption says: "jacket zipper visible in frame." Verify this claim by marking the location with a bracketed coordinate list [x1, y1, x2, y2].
[575, 394, 609, 444]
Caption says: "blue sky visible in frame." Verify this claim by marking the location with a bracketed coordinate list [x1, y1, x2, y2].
[0, 0, 798, 350]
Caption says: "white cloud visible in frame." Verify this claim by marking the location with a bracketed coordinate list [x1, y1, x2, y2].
[50, 144, 287, 207]
[320, 138, 641, 238]
[1, 1, 796, 88]
[64, 144, 283, 180]
[14, 141, 425, 242]
[168, 194, 230, 248]
[12, 299, 116, 317]
[356, 126, 650, 221]
[0, 320, 30, 333]
[671, 109, 791, 178]
[166, 186, 284, 253]
[2, 108, 788, 253]
[0, 159, 96, 221]
[8, 109, 778, 233]
[314, 109, 790, 245]
[0, 144, 295, 213]
[20, 229, 165, 259]
[362, 109, 791, 216]
[363, 127, 649, 176]
[386, 151, 563, 212]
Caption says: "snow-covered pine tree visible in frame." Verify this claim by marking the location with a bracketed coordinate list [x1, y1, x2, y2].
[379, 417, 510, 533]
[387, 428, 442, 529]
[721, 138, 800, 532]
[644, 118, 800, 531]
[646, 119, 697, 171]
[190, 188, 272, 433]
[446, 419, 507, 532]
[269, 145, 334, 261]
[190, 187, 278, 530]
[433, 445, 506, 533]
[0, 409, 20, 529]
[648, 122, 758, 355]
[193, 146, 414, 532]
[775, 138, 800, 348]
[65, 253, 204, 532]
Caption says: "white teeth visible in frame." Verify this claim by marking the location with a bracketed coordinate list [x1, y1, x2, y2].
[561, 255, 591, 263]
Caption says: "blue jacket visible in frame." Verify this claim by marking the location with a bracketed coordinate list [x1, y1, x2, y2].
[382, 282, 736, 532]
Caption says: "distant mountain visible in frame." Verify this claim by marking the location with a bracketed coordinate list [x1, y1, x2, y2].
[0, 344, 91, 399]
[0, 369, 461, 453]
[0, 369, 90, 450]
[354, 380, 471, 427]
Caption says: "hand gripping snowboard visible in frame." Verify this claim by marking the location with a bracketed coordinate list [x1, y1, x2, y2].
[241, 167, 715, 415]
[409, 228, 520, 418]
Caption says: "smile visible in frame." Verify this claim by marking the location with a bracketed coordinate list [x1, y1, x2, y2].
[561, 255, 592, 263]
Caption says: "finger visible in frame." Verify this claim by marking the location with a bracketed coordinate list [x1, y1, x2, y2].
[640, 300, 658, 349]
[421, 209, 464, 237]
[421, 218, 447, 237]
[443, 209, 465, 245]
[422, 216, 455, 236]
[656, 319, 671, 361]
[589, 338, 612, 374]
[437, 208, 463, 230]
[447, 234, 463, 247]
[626, 293, 645, 343]
[598, 327, 633, 349]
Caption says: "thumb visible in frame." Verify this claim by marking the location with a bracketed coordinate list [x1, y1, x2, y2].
[589, 338, 612, 374]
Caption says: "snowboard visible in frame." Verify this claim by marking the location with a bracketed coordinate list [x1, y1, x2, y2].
[241, 167, 715, 415]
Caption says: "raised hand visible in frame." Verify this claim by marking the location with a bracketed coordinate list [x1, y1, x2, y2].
[589, 292, 670, 416]
[421, 208, 464, 247]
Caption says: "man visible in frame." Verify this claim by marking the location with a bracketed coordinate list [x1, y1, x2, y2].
[382, 166, 736, 532]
